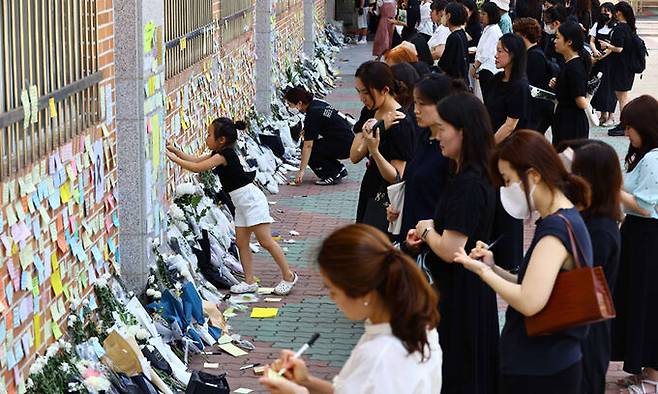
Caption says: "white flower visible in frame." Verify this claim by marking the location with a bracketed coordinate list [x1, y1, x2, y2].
[46, 345, 58, 358]
[148, 275, 155, 284]
[176, 183, 196, 196]
[152, 238, 161, 248]
[146, 289, 156, 297]
[175, 282, 183, 291]
[153, 291, 162, 299]
[61, 362, 70, 372]
[169, 205, 186, 221]
[26, 378, 33, 388]
[136, 328, 149, 340]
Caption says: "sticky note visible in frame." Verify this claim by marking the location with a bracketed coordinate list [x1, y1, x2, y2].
[203, 362, 219, 369]
[180, 36, 187, 50]
[217, 334, 233, 345]
[264, 297, 282, 302]
[250, 308, 278, 318]
[218, 343, 248, 357]
[29, 85, 38, 123]
[21, 89, 31, 128]
[33, 315, 41, 347]
[50, 270, 63, 296]
[233, 389, 253, 394]
[257, 288, 274, 295]
[51, 321, 63, 339]
[223, 307, 236, 318]
[49, 97, 57, 118]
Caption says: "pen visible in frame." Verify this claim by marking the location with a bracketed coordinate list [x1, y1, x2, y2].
[277, 333, 320, 377]
[240, 363, 261, 370]
[484, 234, 504, 251]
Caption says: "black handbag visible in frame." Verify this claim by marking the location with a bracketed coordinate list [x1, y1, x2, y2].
[185, 371, 230, 394]
[362, 189, 390, 233]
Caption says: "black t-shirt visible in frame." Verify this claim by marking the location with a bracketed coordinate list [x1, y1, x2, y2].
[610, 22, 633, 70]
[303, 99, 353, 142]
[212, 148, 256, 193]
[485, 73, 530, 131]
[438, 29, 469, 81]
[526, 45, 551, 90]
[432, 165, 496, 252]
[555, 57, 587, 108]
[501, 207, 593, 375]
[356, 106, 416, 203]
[585, 216, 621, 294]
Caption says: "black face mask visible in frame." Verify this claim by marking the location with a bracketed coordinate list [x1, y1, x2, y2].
[600, 14, 610, 23]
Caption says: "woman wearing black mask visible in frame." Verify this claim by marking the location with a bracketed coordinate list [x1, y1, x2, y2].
[589, 3, 618, 127]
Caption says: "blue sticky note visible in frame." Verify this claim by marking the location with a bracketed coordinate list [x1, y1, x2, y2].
[0, 319, 5, 342]
[5, 283, 13, 305]
[34, 295, 40, 313]
[13, 308, 20, 327]
[108, 238, 116, 254]
[31, 192, 40, 210]
[0, 211, 4, 229]
[92, 339, 106, 358]
[88, 294, 98, 310]
[38, 180, 48, 200]
[48, 189, 61, 209]
[6, 347, 16, 369]
[33, 254, 43, 273]
[32, 214, 41, 236]
[91, 245, 102, 263]
[21, 271, 30, 291]
[113, 212, 120, 227]
[14, 341, 24, 363]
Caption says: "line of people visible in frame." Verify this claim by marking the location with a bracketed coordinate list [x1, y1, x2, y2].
[260, 7, 657, 391]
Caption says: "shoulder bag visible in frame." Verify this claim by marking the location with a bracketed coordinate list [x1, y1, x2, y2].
[525, 214, 616, 336]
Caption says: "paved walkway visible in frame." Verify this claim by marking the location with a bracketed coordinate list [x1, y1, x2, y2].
[194, 37, 658, 393]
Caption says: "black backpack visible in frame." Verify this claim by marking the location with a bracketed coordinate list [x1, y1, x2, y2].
[630, 32, 648, 74]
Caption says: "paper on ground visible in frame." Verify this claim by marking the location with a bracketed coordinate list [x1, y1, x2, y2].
[387, 181, 406, 235]
[250, 307, 278, 318]
[219, 343, 248, 357]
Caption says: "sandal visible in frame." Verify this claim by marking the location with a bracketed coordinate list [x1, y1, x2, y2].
[642, 380, 658, 394]
[619, 374, 645, 387]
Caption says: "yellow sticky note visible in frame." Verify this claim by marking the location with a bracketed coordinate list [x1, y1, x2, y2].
[51, 250, 59, 271]
[60, 181, 72, 203]
[180, 36, 187, 50]
[34, 315, 41, 347]
[52, 321, 63, 340]
[51, 269, 63, 296]
[223, 307, 236, 318]
[218, 343, 248, 357]
[250, 307, 278, 318]
[49, 97, 57, 118]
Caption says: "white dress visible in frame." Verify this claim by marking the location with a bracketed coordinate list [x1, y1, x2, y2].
[332, 321, 442, 394]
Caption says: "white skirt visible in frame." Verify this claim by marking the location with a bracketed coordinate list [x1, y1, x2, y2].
[229, 183, 274, 228]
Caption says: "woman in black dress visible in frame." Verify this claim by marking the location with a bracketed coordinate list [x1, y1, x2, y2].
[407, 93, 499, 394]
[388, 75, 467, 246]
[351, 61, 416, 231]
[558, 139, 622, 394]
[485, 33, 529, 272]
[454, 130, 593, 394]
[513, 17, 555, 134]
[438, 2, 469, 81]
[599, 1, 636, 127]
[549, 21, 591, 146]
[612, 96, 658, 392]
[589, 3, 618, 126]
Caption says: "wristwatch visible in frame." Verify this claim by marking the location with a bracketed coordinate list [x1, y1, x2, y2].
[421, 227, 432, 241]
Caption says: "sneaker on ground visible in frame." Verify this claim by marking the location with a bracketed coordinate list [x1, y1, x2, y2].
[602, 118, 615, 127]
[273, 272, 299, 295]
[358, 38, 367, 44]
[315, 176, 339, 185]
[608, 128, 625, 137]
[230, 281, 258, 294]
[609, 124, 623, 132]
[338, 168, 348, 179]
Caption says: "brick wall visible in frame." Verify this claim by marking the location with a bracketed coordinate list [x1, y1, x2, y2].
[273, 0, 306, 89]
[0, 0, 119, 391]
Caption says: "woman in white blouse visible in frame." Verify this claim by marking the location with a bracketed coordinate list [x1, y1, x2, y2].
[470, 1, 502, 99]
[260, 224, 442, 394]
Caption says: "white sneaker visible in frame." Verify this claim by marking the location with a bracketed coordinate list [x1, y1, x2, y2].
[273, 272, 299, 295]
[358, 38, 367, 45]
[230, 281, 258, 294]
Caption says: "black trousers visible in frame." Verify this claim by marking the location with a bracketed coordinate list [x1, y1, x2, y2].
[308, 138, 351, 179]
[527, 98, 554, 135]
[502, 361, 583, 394]
[582, 322, 611, 394]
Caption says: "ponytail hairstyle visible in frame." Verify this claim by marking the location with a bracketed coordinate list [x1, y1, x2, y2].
[209, 117, 247, 148]
[614, 1, 636, 32]
[557, 20, 592, 74]
[391, 63, 421, 111]
[492, 130, 591, 210]
[317, 224, 440, 360]
[283, 85, 314, 106]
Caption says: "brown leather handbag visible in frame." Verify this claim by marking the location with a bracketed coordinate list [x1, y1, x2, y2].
[525, 214, 616, 337]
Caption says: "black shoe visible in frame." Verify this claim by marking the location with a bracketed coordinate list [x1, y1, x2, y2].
[315, 176, 339, 185]
[338, 168, 348, 179]
[608, 125, 625, 137]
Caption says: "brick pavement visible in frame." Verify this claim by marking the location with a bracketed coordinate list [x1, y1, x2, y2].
[191, 40, 653, 393]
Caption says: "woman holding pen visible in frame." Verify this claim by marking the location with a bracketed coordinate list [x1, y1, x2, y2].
[260, 224, 442, 394]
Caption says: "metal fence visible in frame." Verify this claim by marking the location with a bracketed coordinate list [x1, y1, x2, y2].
[0, 0, 101, 181]
[219, 0, 254, 45]
[164, 0, 214, 79]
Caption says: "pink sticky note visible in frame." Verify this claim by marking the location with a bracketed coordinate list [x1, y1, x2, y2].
[60, 142, 73, 162]
[69, 216, 77, 232]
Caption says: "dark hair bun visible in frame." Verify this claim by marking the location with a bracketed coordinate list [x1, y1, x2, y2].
[234, 120, 247, 131]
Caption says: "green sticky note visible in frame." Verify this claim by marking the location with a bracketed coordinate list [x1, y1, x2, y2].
[63, 284, 70, 301]
[51, 321, 63, 340]
[144, 22, 156, 52]
[32, 276, 39, 297]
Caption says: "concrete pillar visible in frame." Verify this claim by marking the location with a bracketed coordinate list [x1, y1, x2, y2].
[303, 0, 315, 58]
[255, 0, 273, 116]
[114, 0, 165, 291]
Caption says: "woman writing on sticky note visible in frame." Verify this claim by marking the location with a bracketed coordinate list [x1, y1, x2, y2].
[166, 117, 298, 296]
[259, 224, 442, 394]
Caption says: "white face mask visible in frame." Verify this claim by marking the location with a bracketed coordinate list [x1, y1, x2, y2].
[500, 181, 536, 220]
[544, 24, 556, 35]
